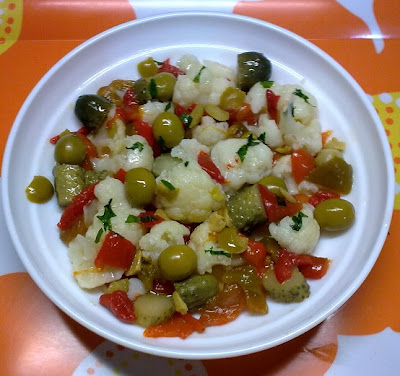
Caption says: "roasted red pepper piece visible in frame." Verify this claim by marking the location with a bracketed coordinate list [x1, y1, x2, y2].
[99, 290, 136, 322]
[308, 191, 340, 207]
[114, 168, 127, 183]
[242, 239, 268, 276]
[152, 279, 175, 295]
[197, 150, 228, 184]
[291, 149, 315, 184]
[266, 89, 280, 123]
[258, 184, 302, 223]
[57, 183, 97, 230]
[228, 103, 256, 125]
[137, 211, 164, 228]
[157, 58, 185, 77]
[94, 232, 136, 270]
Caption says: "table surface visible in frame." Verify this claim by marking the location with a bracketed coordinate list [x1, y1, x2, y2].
[1, 1, 400, 375]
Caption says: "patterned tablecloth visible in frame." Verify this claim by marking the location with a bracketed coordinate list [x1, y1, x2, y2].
[1, 1, 399, 375]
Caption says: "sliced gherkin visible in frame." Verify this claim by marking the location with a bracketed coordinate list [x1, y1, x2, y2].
[53, 164, 85, 207]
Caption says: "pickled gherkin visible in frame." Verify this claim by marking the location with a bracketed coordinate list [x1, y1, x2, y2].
[84, 170, 111, 187]
[237, 52, 272, 92]
[75, 94, 112, 132]
[226, 184, 267, 231]
[53, 164, 85, 207]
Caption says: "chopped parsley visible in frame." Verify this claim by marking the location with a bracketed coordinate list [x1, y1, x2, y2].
[180, 113, 192, 128]
[161, 179, 176, 190]
[204, 246, 232, 258]
[260, 80, 274, 88]
[139, 214, 159, 223]
[293, 89, 315, 107]
[290, 211, 308, 231]
[95, 228, 103, 244]
[193, 66, 206, 83]
[125, 214, 140, 224]
[97, 199, 116, 232]
[236, 134, 260, 162]
[291, 105, 296, 117]
[165, 101, 172, 111]
[154, 59, 163, 65]
[158, 136, 168, 152]
[258, 132, 266, 144]
[184, 161, 189, 167]
[126, 141, 144, 152]
[150, 78, 157, 98]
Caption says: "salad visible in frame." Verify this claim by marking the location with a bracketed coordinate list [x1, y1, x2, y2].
[27, 52, 355, 339]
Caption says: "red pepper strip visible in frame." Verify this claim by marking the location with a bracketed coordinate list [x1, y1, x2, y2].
[242, 239, 268, 276]
[99, 290, 136, 322]
[258, 184, 302, 223]
[309, 191, 340, 207]
[106, 108, 125, 129]
[49, 126, 91, 144]
[291, 149, 315, 184]
[122, 88, 141, 122]
[274, 249, 330, 283]
[152, 279, 175, 295]
[228, 103, 256, 125]
[76, 133, 98, 158]
[114, 168, 127, 183]
[157, 58, 185, 77]
[266, 89, 280, 123]
[144, 313, 205, 339]
[57, 183, 97, 230]
[197, 150, 228, 184]
[132, 119, 155, 146]
[137, 211, 164, 228]
[94, 232, 136, 270]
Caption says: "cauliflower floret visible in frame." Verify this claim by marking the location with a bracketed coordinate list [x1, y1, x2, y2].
[68, 235, 124, 289]
[139, 220, 190, 263]
[141, 101, 172, 125]
[192, 116, 228, 146]
[171, 138, 210, 162]
[269, 204, 320, 254]
[247, 114, 283, 148]
[173, 55, 235, 106]
[246, 82, 268, 114]
[68, 177, 146, 289]
[90, 116, 126, 153]
[92, 135, 154, 173]
[188, 218, 235, 274]
[211, 138, 273, 192]
[272, 155, 319, 195]
[127, 278, 146, 300]
[154, 162, 225, 223]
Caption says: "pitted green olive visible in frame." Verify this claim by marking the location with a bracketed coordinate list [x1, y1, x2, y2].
[158, 245, 197, 281]
[258, 175, 287, 195]
[54, 134, 87, 165]
[218, 227, 248, 254]
[137, 57, 158, 78]
[152, 112, 184, 148]
[74, 94, 112, 132]
[153, 72, 176, 102]
[314, 198, 355, 231]
[124, 167, 156, 208]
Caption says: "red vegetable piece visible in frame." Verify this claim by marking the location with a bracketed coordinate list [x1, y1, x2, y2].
[76, 133, 98, 158]
[228, 103, 256, 125]
[258, 184, 302, 223]
[242, 239, 268, 275]
[99, 290, 136, 322]
[197, 150, 228, 184]
[138, 211, 164, 228]
[152, 279, 175, 295]
[274, 249, 296, 283]
[157, 58, 185, 77]
[94, 232, 136, 270]
[291, 149, 315, 184]
[133, 120, 155, 147]
[57, 183, 97, 230]
[309, 191, 340, 207]
[114, 168, 127, 183]
[122, 88, 140, 122]
[266, 89, 280, 123]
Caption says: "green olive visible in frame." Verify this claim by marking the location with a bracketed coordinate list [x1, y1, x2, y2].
[25, 176, 54, 203]
[315, 148, 343, 167]
[133, 78, 151, 105]
[258, 175, 287, 195]
[314, 198, 355, 231]
[218, 227, 248, 254]
[153, 72, 176, 102]
[137, 57, 158, 78]
[124, 167, 156, 208]
[158, 245, 197, 281]
[219, 87, 246, 110]
[74, 94, 112, 132]
[153, 112, 184, 148]
[54, 134, 87, 165]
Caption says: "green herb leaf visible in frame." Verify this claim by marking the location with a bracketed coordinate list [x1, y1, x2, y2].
[258, 132, 266, 144]
[236, 134, 260, 162]
[150, 78, 158, 98]
[139, 214, 158, 223]
[161, 179, 176, 190]
[193, 66, 206, 83]
[97, 199, 116, 231]
[204, 246, 232, 258]
[291, 105, 296, 117]
[158, 136, 168, 152]
[165, 101, 172, 111]
[154, 59, 163, 66]
[95, 228, 103, 244]
[260, 80, 274, 88]
[125, 214, 140, 223]
[290, 211, 308, 231]
[126, 141, 144, 152]
[184, 161, 189, 167]
[293, 89, 315, 107]
[180, 113, 192, 128]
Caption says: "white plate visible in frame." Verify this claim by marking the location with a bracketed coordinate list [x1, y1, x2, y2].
[1, 12, 394, 359]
